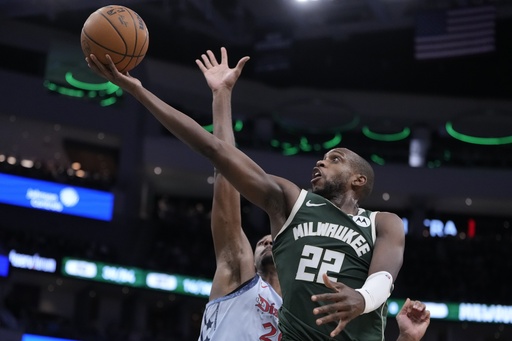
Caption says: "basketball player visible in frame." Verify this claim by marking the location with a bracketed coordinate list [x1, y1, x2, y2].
[195, 48, 429, 341]
[87, 48, 409, 340]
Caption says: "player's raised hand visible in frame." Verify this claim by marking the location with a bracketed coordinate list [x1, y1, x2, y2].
[196, 47, 250, 92]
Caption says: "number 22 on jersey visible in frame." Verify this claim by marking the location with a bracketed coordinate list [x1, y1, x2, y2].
[296, 245, 345, 283]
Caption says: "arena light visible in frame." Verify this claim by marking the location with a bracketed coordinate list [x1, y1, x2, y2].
[362, 126, 410, 142]
[409, 127, 430, 168]
[65, 72, 119, 93]
[202, 120, 243, 133]
[370, 154, 385, 166]
[62, 257, 212, 298]
[446, 121, 512, 145]
[44, 80, 120, 107]
[322, 133, 342, 149]
[299, 137, 312, 152]
[100, 97, 118, 107]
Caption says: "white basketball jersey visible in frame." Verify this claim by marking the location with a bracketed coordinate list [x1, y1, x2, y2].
[198, 275, 282, 341]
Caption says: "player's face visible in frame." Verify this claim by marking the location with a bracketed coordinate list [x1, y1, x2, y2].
[254, 235, 274, 269]
[311, 148, 354, 197]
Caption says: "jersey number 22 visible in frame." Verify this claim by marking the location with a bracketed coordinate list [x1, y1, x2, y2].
[296, 245, 345, 283]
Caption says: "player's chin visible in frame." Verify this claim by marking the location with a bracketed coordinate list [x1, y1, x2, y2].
[310, 176, 323, 188]
[261, 252, 275, 266]
[310, 182, 321, 194]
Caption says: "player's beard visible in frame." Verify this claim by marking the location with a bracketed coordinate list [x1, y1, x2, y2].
[312, 177, 346, 200]
[259, 251, 275, 270]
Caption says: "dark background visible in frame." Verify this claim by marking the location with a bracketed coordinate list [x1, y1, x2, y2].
[0, 0, 511, 340]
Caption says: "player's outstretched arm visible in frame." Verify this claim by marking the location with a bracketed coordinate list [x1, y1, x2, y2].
[86, 51, 299, 237]
[201, 48, 255, 300]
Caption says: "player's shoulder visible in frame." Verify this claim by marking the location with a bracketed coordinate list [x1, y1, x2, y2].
[375, 210, 402, 220]
[375, 211, 404, 230]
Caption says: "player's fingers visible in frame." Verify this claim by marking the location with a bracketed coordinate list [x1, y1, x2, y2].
[85, 57, 95, 70]
[329, 320, 347, 338]
[201, 53, 213, 68]
[220, 46, 228, 65]
[207, 50, 218, 66]
[195, 59, 207, 72]
[89, 54, 108, 73]
[311, 291, 345, 303]
[311, 275, 339, 303]
[322, 273, 337, 290]
[236, 56, 250, 69]
[412, 300, 426, 312]
[89, 54, 100, 66]
[315, 313, 340, 326]
[399, 298, 411, 315]
[313, 301, 348, 316]
[315, 310, 349, 327]
[105, 55, 118, 73]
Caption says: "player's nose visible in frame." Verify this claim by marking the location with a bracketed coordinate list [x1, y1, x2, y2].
[316, 159, 326, 167]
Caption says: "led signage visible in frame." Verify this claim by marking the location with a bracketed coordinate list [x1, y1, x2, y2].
[0, 173, 114, 221]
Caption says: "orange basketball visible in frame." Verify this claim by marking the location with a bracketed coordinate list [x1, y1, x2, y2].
[81, 5, 149, 73]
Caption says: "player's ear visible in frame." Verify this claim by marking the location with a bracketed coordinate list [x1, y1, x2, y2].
[352, 174, 367, 188]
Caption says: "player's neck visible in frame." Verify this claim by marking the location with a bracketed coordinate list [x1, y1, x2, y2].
[341, 202, 359, 216]
[326, 192, 359, 215]
[260, 266, 281, 297]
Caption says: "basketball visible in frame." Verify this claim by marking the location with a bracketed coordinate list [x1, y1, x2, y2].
[81, 5, 149, 73]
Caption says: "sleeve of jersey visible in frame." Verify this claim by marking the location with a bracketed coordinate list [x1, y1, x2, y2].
[355, 271, 393, 314]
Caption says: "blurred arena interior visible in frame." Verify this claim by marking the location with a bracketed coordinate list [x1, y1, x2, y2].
[0, 0, 511, 340]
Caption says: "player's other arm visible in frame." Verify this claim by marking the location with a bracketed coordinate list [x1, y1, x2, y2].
[354, 212, 404, 314]
[311, 212, 405, 337]
[204, 49, 255, 300]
